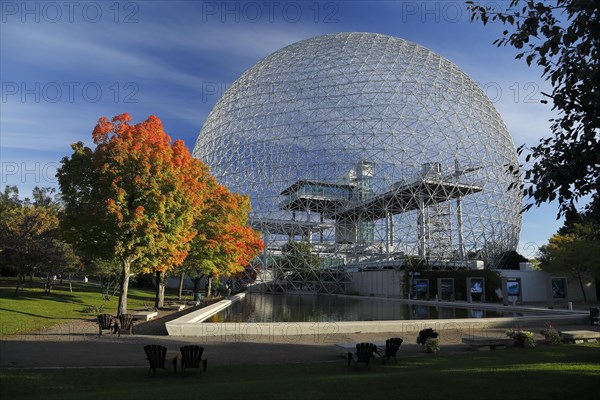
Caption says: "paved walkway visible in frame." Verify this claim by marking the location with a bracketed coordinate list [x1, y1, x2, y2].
[1, 312, 598, 369]
[0, 331, 481, 368]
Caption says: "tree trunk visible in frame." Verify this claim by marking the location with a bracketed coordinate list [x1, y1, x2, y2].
[577, 272, 588, 303]
[14, 273, 24, 296]
[44, 275, 52, 293]
[154, 270, 166, 309]
[117, 258, 132, 316]
[178, 273, 185, 301]
[68, 274, 73, 292]
[193, 276, 202, 293]
[207, 276, 212, 298]
[28, 271, 34, 287]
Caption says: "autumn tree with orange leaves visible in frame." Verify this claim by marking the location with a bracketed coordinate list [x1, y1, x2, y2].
[181, 180, 265, 297]
[57, 114, 210, 315]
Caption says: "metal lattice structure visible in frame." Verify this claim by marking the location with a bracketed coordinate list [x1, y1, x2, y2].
[193, 32, 522, 293]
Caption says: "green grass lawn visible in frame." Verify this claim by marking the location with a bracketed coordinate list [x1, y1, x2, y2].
[0, 277, 178, 335]
[1, 344, 599, 400]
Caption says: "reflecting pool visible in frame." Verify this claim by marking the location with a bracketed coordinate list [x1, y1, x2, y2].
[206, 293, 541, 323]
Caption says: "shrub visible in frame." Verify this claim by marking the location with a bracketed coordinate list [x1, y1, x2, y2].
[506, 328, 536, 348]
[423, 338, 440, 353]
[417, 328, 439, 344]
[540, 323, 561, 345]
[83, 304, 105, 314]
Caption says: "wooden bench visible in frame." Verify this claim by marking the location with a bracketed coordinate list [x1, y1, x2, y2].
[560, 330, 600, 344]
[462, 337, 513, 351]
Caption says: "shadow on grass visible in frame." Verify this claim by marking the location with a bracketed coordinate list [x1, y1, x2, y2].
[126, 293, 156, 303]
[1, 345, 599, 400]
[0, 307, 65, 320]
[0, 289, 87, 306]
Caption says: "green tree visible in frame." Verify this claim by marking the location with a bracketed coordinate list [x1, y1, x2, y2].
[538, 223, 600, 301]
[559, 192, 600, 238]
[85, 257, 122, 300]
[0, 186, 21, 213]
[278, 241, 321, 287]
[40, 239, 82, 293]
[57, 114, 210, 314]
[467, 0, 600, 217]
[0, 186, 22, 276]
[0, 203, 59, 294]
[27, 187, 59, 208]
[404, 255, 429, 272]
[0, 188, 81, 294]
[496, 250, 529, 270]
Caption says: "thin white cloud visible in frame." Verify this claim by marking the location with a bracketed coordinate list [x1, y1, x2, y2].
[2, 26, 209, 91]
[2, 16, 324, 87]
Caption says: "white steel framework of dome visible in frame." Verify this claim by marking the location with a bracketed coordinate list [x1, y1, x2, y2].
[193, 32, 522, 293]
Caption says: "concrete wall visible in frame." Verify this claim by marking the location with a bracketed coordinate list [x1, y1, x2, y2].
[165, 268, 596, 303]
[497, 270, 597, 302]
[347, 270, 404, 297]
[346, 269, 596, 302]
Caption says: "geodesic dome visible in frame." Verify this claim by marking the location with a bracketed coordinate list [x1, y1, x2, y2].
[193, 32, 522, 276]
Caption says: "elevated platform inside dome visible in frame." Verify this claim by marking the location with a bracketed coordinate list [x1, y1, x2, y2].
[278, 177, 482, 221]
[279, 179, 354, 214]
[249, 217, 334, 236]
[331, 178, 483, 221]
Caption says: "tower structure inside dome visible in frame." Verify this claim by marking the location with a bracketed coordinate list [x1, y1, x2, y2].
[265, 158, 482, 263]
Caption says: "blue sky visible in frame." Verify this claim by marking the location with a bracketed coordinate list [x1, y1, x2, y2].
[1, 1, 566, 257]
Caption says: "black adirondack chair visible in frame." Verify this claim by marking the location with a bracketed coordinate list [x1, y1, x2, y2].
[376, 337, 403, 363]
[117, 313, 135, 337]
[144, 344, 177, 373]
[180, 345, 208, 373]
[97, 314, 115, 335]
[348, 342, 377, 367]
